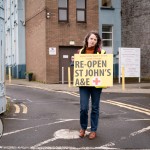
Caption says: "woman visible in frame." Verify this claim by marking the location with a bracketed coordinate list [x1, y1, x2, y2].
[78, 31, 106, 140]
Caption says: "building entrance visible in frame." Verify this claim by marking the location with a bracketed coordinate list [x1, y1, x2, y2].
[59, 46, 82, 83]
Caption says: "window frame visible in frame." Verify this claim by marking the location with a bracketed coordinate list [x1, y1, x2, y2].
[101, 0, 112, 8]
[102, 25, 113, 47]
[58, 0, 69, 22]
[76, 0, 86, 23]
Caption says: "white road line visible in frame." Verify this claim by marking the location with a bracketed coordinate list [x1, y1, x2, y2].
[32, 129, 115, 148]
[126, 119, 150, 121]
[130, 126, 150, 137]
[8, 84, 80, 97]
[3, 119, 79, 136]
[32, 137, 58, 148]
[0, 146, 117, 150]
[33, 129, 80, 148]
[20, 104, 27, 114]
[26, 98, 32, 102]
[102, 100, 150, 116]
[4, 118, 29, 120]
[14, 104, 20, 113]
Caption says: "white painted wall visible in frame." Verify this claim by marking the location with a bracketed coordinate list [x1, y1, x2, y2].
[0, 0, 6, 113]
[5, 0, 26, 78]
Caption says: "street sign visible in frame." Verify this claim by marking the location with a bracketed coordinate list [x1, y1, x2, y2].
[119, 47, 141, 83]
[73, 54, 113, 87]
[49, 47, 56, 55]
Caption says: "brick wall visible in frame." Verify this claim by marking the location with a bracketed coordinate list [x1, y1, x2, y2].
[26, 0, 99, 83]
[121, 0, 150, 78]
[25, 0, 46, 82]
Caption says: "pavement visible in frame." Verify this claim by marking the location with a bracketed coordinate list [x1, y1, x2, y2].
[5, 79, 150, 94]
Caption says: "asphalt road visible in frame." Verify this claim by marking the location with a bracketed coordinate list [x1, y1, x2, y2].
[0, 85, 149, 150]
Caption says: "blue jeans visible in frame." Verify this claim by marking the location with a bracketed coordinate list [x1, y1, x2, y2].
[79, 87, 102, 132]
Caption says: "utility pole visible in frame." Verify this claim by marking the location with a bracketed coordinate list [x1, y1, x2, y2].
[0, 0, 6, 114]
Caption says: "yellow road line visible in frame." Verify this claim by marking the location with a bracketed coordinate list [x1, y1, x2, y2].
[13, 104, 20, 114]
[20, 104, 27, 114]
[102, 100, 150, 116]
[6, 96, 10, 99]
[107, 100, 150, 113]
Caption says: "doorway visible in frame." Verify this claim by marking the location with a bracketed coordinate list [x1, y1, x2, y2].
[59, 46, 82, 83]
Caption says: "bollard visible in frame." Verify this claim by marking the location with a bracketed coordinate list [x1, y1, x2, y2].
[62, 67, 64, 84]
[9, 66, 11, 84]
[122, 66, 125, 90]
[68, 67, 71, 87]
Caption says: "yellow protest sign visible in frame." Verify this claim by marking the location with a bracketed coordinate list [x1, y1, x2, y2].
[73, 54, 113, 87]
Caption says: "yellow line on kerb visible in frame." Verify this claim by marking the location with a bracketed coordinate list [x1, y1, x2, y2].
[102, 100, 150, 116]
[13, 104, 28, 114]
[14, 104, 20, 114]
[20, 104, 28, 114]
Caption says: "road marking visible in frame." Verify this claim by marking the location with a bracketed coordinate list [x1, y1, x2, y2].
[102, 100, 150, 116]
[126, 119, 150, 121]
[32, 129, 81, 148]
[53, 90, 80, 97]
[0, 146, 117, 149]
[33, 129, 113, 148]
[26, 98, 32, 102]
[130, 126, 150, 137]
[7, 84, 80, 97]
[13, 104, 28, 114]
[3, 119, 79, 136]
[6, 96, 10, 99]
[4, 118, 29, 120]
[2, 118, 117, 149]
[32, 137, 57, 148]
[20, 104, 27, 114]
[14, 104, 20, 113]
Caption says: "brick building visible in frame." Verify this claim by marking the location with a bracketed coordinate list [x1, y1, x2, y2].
[25, 0, 99, 83]
[121, 0, 150, 78]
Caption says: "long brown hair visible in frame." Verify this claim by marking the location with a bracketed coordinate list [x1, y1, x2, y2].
[81, 31, 102, 54]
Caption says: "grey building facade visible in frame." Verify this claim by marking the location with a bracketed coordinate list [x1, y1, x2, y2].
[121, 0, 150, 78]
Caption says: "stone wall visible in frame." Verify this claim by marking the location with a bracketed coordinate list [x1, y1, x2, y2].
[121, 0, 150, 78]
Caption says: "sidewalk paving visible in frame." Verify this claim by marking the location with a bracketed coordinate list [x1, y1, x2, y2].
[5, 79, 150, 94]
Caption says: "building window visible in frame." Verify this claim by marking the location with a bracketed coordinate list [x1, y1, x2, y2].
[58, 0, 68, 22]
[102, 25, 112, 47]
[76, 0, 86, 22]
[102, 0, 112, 7]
